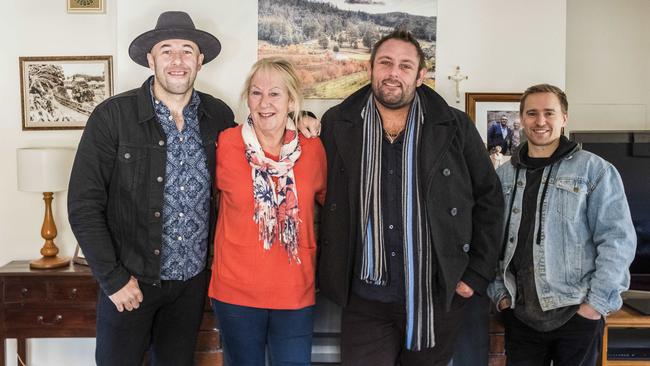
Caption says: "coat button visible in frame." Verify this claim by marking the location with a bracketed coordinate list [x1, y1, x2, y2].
[450, 207, 458, 216]
[158, 140, 165, 146]
[153, 249, 160, 255]
[124, 153, 131, 159]
[154, 211, 161, 218]
[157, 176, 163, 183]
[330, 204, 337, 211]
[513, 208, 520, 214]
[442, 168, 451, 176]
[462, 243, 470, 252]
[517, 181, 524, 187]
[509, 237, 515, 243]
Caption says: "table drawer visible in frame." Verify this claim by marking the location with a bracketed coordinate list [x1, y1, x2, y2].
[4, 278, 47, 303]
[50, 279, 97, 302]
[3, 277, 97, 304]
[4, 307, 96, 334]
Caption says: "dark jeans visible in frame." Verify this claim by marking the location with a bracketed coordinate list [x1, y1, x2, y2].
[503, 309, 605, 366]
[211, 298, 314, 366]
[95, 270, 208, 366]
[451, 294, 490, 366]
[341, 292, 468, 366]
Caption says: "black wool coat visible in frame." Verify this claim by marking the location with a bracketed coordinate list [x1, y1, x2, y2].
[317, 84, 505, 311]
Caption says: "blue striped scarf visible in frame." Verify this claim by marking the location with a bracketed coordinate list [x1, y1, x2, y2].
[359, 93, 435, 351]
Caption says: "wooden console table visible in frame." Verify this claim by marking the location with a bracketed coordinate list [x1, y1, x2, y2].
[0, 261, 221, 366]
[601, 304, 650, 366]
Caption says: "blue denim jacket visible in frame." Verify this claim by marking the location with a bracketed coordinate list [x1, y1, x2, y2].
[487, 145, 636, 316]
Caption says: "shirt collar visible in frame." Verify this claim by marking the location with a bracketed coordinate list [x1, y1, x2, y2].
[148, 77, 201, 117]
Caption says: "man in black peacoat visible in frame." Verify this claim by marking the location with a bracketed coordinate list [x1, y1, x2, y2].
[317, 30, 505, 366]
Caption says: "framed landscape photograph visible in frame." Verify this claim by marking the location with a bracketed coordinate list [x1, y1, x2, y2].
[67, 0, 105, 13]
[258, 0, 437, 99]
[20, 56, 113, 130]
[465, 92, 523, 156]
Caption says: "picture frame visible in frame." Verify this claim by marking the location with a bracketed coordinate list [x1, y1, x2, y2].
[465, 92, 523, 155]
[73, 244, 88, 266]
[19, 55, 113, 130]
[67, 0, 105, 13]
[258, 0, 437, 99]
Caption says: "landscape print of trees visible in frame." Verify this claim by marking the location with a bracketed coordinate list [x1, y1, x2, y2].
[258, 0, 436, 99]
[21, 57, 112, 129]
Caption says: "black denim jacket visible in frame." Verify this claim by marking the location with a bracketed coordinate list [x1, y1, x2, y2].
[68, 77, 235, 296]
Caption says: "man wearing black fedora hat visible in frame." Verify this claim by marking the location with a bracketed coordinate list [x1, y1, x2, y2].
[68, 11, 318, 366]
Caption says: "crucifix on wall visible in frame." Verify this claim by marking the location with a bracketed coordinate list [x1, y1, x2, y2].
[448, 66, 468, 103]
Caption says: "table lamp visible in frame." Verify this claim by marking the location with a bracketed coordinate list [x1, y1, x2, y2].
[17, 147, 75, 269]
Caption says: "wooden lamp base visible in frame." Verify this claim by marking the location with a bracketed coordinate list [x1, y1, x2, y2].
[30, 192, 71, 270]
[30, 255, 70, 269]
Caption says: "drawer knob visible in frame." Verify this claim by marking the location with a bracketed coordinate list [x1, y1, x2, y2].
[37, 314, 63, 326]
[70, 288, 78, 299]
[21, 288, 29, 297]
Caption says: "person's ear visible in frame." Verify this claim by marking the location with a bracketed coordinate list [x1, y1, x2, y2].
[416, 68, 426, 87]
[146, 53, 155, 71]
[289, 98, 295, 113]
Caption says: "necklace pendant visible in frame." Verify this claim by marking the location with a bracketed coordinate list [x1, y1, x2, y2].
[384, 130, 400, 143]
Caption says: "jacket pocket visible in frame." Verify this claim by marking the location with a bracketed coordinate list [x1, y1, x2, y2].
[555, 178, 588, 221]
[116, 145, 148, 191]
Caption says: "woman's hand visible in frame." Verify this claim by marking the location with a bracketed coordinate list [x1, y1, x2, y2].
[297, 115, 321, 138]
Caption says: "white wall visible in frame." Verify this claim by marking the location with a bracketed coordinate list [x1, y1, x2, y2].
[0, 1, 116, 365]
[0, 1, 566, 365]
[436, 0, 566, 109]
[566, 0, 650, 133]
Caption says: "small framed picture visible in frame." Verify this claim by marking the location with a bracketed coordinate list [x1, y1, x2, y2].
[19, 56, 113, 130]
[67, 0, 105, 13]
[73, 244, 88, 266]
[465, 92, 523, 157]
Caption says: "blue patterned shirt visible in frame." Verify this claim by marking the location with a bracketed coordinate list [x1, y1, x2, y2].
[151, 84, 210, 281]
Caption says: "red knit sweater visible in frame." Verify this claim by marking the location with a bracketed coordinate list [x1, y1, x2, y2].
[208, 125, 327, 309]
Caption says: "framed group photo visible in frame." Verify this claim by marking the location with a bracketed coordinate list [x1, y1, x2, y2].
[465, 92, 523, 157]
[19, 55, 113, 130]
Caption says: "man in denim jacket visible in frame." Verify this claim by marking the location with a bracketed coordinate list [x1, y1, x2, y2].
[487, 84, 636, 365]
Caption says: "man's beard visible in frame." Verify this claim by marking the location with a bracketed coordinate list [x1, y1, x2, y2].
[373, 79, 415, 110]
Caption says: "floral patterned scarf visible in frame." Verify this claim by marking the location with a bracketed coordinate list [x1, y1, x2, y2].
[242, 116, 302, 263]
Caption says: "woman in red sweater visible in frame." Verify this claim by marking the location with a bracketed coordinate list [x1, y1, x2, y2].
[208, 57, 326, 366]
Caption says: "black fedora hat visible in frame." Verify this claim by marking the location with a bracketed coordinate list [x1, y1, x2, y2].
[128, 11, 221, 67]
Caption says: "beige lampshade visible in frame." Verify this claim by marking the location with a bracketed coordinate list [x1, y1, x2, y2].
[17, 148, 76, 192]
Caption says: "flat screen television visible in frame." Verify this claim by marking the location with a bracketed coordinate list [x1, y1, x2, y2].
[570, 131, 650, 290]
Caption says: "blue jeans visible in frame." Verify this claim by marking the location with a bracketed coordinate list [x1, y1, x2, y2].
[212, 299, 314, 366]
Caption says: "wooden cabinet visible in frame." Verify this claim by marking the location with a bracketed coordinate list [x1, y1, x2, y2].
[600, 305, 650, 366]
[0, 261, 97, 366]
[489, 311, 506, 366]
[0, 261, 222, 366]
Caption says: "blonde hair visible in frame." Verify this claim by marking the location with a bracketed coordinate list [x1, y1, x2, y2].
[241, 57, 303, 124]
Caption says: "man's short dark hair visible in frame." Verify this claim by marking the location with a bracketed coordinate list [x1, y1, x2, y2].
[370, 29, 427, 71]
[520, 84, 568, 115]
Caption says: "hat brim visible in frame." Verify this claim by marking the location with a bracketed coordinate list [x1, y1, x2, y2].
[128, 28, 221, 68]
